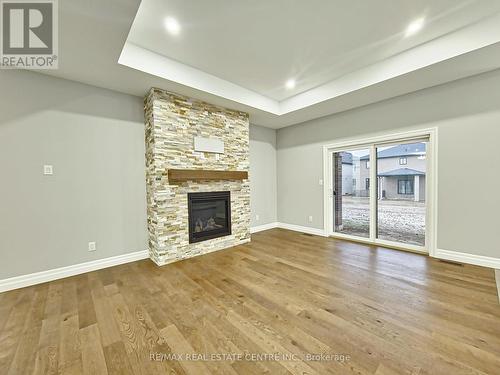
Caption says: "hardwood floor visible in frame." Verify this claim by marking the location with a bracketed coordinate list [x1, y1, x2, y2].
[1, 228, 499, 374]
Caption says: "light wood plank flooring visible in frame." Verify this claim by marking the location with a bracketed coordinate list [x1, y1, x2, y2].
[1, 228, 499, 374]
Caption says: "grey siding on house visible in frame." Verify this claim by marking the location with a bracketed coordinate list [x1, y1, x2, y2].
[357, 154, 426, 200]
[377, 155, 426, 201]
[341, 164, 353, 195]
[381, 175, 425, 201]
[377, 155, 426, 175]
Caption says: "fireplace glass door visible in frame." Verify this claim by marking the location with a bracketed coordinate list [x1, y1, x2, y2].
[188, 191, 231, 243]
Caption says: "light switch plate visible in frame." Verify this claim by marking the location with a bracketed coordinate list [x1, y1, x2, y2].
[43, 165, 53, 175]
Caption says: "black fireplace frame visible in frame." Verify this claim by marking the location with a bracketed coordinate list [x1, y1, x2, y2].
[187, 191, 231, 243]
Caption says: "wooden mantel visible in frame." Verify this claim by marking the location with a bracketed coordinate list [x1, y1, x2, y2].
[167, 169, 248, 182]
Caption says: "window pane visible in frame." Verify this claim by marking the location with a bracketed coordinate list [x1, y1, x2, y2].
[376, 142, 426, 246]
[333, 149, 370, 238]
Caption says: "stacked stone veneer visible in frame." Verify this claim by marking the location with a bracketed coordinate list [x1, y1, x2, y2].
[144, 88, 250, 265]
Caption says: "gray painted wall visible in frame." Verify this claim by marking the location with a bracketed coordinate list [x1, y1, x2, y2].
[0, 70, 277, 279]
[249, 125, 277, 227]
[0, 70, 148, 279]
[277, 69, 500, 259]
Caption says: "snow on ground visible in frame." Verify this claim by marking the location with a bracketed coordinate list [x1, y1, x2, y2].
[337, 197, 425, 246]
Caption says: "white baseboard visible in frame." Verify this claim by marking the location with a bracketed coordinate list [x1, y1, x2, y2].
[0, 250, 149, 293]
[250, 221, 327, 237]
[250, 222, 279, 233]
[277, 222, 327, 237]
[435, 249, 500, 269]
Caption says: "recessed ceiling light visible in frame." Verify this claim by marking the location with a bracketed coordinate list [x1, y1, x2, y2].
[164, 16, 180, 35]
[285, 79, 296, 89]
[405, 18, 425, 37]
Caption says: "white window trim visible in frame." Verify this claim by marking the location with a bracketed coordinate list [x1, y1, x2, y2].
[322, 127, 438, 257]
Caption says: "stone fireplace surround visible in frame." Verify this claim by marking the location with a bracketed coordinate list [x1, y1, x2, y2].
[144, 88, 250, 266]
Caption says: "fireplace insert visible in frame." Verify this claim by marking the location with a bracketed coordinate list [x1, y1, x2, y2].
[188, 191, 231, 243]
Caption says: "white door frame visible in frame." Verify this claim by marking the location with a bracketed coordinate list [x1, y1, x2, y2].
[322, 128, 438, 256]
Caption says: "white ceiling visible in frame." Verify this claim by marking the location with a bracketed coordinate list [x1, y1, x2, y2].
[36, 0, 500, 128]
[127, 0, 500, 101]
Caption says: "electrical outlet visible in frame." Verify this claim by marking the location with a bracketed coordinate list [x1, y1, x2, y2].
[43, 165, 53, 175]
[319, 179, 323, 185]
[88, 242, 96, 252]
[308, 215, 313, 223]
[255, 214, 260, 221]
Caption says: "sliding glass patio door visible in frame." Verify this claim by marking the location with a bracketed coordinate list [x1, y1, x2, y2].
[326, 132, 433, 253]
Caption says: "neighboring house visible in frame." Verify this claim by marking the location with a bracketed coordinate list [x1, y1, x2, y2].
[359, 142, 426, 201]
[340, 152, 354, 195]
[337, 151, 363, 196]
